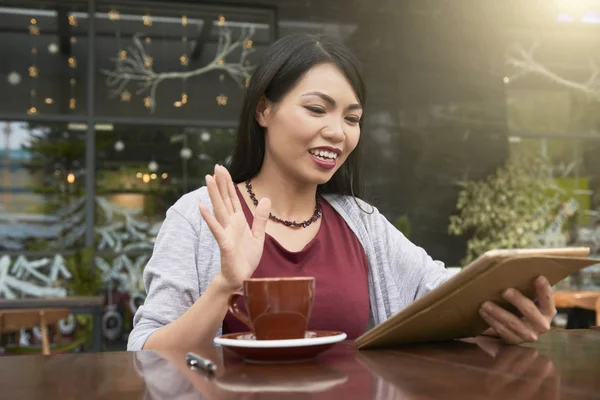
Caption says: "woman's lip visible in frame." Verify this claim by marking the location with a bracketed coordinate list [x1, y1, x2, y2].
[309, 152, 336, 169]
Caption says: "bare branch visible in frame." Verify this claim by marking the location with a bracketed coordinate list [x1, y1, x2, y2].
[506, 43, 600, 101]
[101, 25, 256, 112]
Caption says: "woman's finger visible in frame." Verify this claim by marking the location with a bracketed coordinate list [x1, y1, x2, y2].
[199, 203, 226, 244]
[215, 165, 234, 216]
[222, 166, 242, 214]
[533, 276, 557, 319]
[480, 302, 537, 344]
[502, 288, 551, 334]
[479, 308, 523, 345]
[251, 197, 271, 242]
[205, 174, 228, 226]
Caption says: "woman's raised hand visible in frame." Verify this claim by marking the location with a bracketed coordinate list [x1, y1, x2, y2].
[199, 165, 271, 292]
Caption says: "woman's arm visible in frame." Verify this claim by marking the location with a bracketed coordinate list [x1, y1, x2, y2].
[128, 165, 271, 350]
[128, 205, 231, 350]
[143, 273, 232, 350]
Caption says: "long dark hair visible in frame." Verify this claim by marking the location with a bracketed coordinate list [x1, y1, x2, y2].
[228, 33, 367, 199]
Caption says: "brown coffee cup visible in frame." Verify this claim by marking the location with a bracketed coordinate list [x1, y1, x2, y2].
[227, 277, 315, 340]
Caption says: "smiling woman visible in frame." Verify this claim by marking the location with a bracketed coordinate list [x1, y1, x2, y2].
[128, 33, 559, 352]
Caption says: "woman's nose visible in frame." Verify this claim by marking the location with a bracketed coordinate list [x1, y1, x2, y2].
[321, 120, 345, 142]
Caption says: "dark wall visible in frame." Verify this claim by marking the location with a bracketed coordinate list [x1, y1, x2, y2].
[345, 0, 510, 264]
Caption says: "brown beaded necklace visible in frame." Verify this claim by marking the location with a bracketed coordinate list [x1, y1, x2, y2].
[244, 180, 322, 228]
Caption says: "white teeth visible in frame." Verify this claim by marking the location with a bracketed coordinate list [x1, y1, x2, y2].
[310, 149, 338, 160]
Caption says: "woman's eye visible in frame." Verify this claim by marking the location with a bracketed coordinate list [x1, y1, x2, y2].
[305, 106, 325, 114]
[346, 116, 361, 124]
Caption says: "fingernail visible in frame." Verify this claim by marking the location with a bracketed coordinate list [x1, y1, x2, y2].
[503, 288, 514, 298]
[536, 276, 547, 285]
[483, 302, 493, 312]
[479, 308, 488, 317]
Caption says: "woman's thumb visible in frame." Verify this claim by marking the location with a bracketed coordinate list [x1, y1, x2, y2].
[251, 197, 271, 241]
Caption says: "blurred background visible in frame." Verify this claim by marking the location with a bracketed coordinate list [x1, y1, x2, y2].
[0, 0, 599, 352]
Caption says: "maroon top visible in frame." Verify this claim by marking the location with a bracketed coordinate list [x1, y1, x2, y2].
[222, 186, 370, 339]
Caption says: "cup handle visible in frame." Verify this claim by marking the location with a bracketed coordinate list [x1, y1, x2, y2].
[227, 292, 253, 330]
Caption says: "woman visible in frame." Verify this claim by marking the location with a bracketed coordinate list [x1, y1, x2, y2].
[128, 33, 556, 351]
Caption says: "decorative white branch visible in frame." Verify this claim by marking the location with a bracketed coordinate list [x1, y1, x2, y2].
[506, 43, 600, 100]
[101, 25, 256, 112]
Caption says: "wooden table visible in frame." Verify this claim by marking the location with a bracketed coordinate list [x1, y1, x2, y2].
[0, 296, 104, 352]
[0, 329, 598, 399]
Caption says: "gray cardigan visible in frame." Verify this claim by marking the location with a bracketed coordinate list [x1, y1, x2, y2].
[128, 186, 454, 351]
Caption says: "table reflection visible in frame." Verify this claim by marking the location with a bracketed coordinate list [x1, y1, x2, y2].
[358, 337, 561, 400]
[134, 346, 353, 399]
[133, 337, 569, 399]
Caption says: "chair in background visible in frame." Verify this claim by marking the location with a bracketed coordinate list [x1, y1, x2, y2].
[553, 291, 600, 327]
[0, 309, 71, 355]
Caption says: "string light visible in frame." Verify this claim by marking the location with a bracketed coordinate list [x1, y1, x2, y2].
[173, 101, 182, 108]
[71, 36, 77, 44]
[180, 35, 189, 67]
[216, 94, 228, 106]
[144, 97, 153, 108]
[142, 174, 150, 183]
[245, 78, 250, 88]
[162, 173, 168, 179]
[28, 66, 39, 78]
[144, 56, 153, 68]
[217, 59, 224, 65]
[69, 78, 76, 110]
[145, 37, 151, 43]
[68, 15, 78, 26]
[217, 15, 225, 27]
[150, 173, 157, 180]
[120, 50, 127, 60]
[28, 15, 39, 115]
[44, 98, 54, 104]
[181, 92, 188, 104]
[108, 9, 120, 21]
[243, 40, 253, 49]
[180, 55, 189, 66]
[28, 89, 37, 115]
[181, 15, 188, 26]
[68, 56, 77, 68]
[67, 173, 76, 183]
[143, 13, 152, 26]
[121, 89, 131, 102]
[29, 24, 40, 36]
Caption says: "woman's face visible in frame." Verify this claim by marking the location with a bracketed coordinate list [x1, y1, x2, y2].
[257, 63, 363, 186]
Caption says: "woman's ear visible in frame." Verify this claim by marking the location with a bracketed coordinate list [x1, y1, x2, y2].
[256, 96, 271, 128]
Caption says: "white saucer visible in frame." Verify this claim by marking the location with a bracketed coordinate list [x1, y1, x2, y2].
[214, 331, 347, 363]
[214, 330, 347, 348]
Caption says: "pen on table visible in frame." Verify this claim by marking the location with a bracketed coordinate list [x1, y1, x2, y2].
[186, 352, 218, 374]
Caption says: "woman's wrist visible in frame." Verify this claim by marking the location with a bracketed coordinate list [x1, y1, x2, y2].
[210, 272, 239, 296]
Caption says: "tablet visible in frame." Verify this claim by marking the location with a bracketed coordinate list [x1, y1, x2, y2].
[355, 247, 594, 349]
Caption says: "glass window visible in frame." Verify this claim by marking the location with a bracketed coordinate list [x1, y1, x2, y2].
[93, 3, 275, 121]
[0, 1, 89, 117]
[0, 120, 86, 298]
